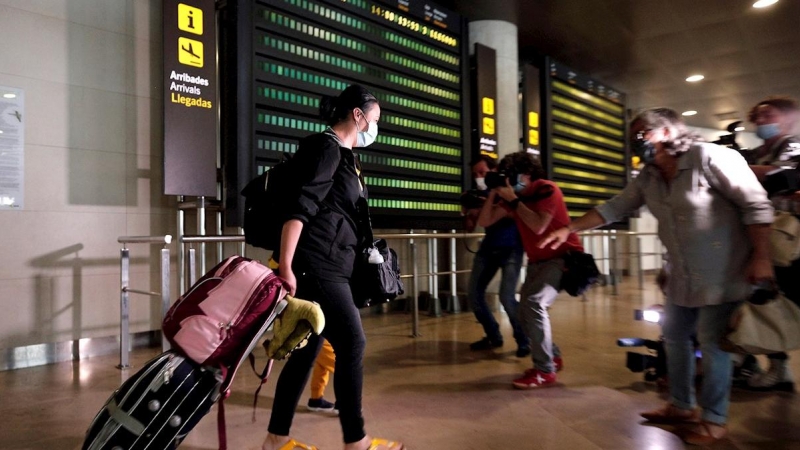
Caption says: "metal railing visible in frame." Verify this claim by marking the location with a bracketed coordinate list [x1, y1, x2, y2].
[116, 229, 664, 364]
[117, 235, 173, 368]
[578, 230, 665, 292]
[179, 232, 484, 337]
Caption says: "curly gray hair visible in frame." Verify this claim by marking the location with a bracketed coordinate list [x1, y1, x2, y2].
[632, 107, 703, 155]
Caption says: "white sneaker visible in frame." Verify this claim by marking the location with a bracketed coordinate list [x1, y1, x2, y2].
[746, 359, 795, 392]
[733, 354, 762, 384]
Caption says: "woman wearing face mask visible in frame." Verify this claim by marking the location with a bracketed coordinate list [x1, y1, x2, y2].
[540, 108, 774, 445]
[742, 96, 800, 391]
[477, 152, 582, 389]
[261, 85, 404, 450]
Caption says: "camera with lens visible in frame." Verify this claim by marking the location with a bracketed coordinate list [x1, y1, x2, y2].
[617, 305, 668, 382]
[459, 189, 486, 210]
[484, 170, 516, 189]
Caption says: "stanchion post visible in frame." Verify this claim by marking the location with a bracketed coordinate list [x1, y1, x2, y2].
[448, 229, 460, 313]
[601, 232, 609, 285]
[410, 238, 420, 337]
[432, 230, 439, 302]
[610, 231, 618, 296]
[160, 247, 171, 352]
[428, 232, 441, 317]
[188, 246, 197, 286]
[118, 248, 131, 369]
[197, 196, 206, 275]
[177, 198, 185, 294]
[637, 236, 644, 290]
[216, 209, 223, 264]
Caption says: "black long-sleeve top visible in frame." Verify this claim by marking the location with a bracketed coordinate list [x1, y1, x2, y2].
[286, 132, 368, 282]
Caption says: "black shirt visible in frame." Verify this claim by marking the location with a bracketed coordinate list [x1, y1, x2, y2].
[287, 132, 368, 281]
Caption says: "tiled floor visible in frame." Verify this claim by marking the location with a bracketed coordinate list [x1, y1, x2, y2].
[2, 276, 799, 449]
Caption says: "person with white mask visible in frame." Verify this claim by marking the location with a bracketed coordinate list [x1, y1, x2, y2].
[478, 152, 581, 389]
[461, 156, 528, 357]
[746, 96, 800, 179]
[262, 84, 404, 450]
[743, 96, 800, 392]
[541, 108, 774, 445]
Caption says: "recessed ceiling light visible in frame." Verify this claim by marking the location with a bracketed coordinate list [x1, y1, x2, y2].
[2, 93, 15, 99]
[686, 75, 705, 82]
[735, 126, 745, 132]
[682, 110, 698, 116]
[753, 0, 778, 8]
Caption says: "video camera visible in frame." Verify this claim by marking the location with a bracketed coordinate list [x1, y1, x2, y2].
[484, 170, 517, 189]
[763, 167, 800, 197]
[617, 305, 667, 382]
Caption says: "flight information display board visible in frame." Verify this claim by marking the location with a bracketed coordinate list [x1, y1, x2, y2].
[538, 59, 627, 221]
[221, 0, 470, 229]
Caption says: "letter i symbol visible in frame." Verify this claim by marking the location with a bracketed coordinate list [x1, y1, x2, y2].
[178, 4, 203, 35]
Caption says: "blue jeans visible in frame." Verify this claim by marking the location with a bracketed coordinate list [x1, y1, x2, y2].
[663, 302, 740, 425]
[468, 246, 527, 347]
[519, 258, 564, 373]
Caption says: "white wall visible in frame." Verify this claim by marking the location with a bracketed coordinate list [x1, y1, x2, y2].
[0, 0, 174, 348]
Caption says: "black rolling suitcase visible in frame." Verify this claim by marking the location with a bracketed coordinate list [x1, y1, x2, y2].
[82, 351, 223, 450]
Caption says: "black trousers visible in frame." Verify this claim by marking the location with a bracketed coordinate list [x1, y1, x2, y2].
[267, 274, 367, 443]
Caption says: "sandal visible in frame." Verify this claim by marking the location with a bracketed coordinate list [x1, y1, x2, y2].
[680, 421, 727, 446]
[640, 403, 699, 424]
[366, 438, 405, 450]
[278, 439, 318, 450]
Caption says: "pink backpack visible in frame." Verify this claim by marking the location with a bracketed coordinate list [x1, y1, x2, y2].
[163, 255, 287, 378]
[162, 256, 288, 449]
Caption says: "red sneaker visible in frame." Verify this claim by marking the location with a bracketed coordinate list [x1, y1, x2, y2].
[513, 369, 557, 389]
[522, 357, 563, 375]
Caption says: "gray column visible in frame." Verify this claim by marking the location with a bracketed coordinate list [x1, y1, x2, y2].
[469, 20, 519, 159]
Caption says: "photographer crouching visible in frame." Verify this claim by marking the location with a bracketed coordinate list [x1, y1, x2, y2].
[477, 152, 583, 388]
[461, 156, 528, 357]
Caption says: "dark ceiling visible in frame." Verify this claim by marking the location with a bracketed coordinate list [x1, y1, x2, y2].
[438, 0, 800, 130]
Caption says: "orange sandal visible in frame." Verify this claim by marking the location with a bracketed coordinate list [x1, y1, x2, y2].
[277, 439, 318, 450]
[366, 438, 405, 450]
[680, 421, 727, 446]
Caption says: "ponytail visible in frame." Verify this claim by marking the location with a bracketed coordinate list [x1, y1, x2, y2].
[319, 95, 339, 126]
[318, 84, 378, 127]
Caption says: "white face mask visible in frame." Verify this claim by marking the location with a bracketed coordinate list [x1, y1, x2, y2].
[475, 177, 487, 190]
[356, 109, 379, 147]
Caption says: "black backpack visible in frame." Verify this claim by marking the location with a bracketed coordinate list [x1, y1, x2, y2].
[240, 158, 297, 250]
[560, 250, 600, 297]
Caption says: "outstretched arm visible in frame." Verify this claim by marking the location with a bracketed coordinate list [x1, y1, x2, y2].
[539, 209, 606, 250]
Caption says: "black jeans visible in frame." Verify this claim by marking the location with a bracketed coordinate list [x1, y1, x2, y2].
[267, 274, 367, 443]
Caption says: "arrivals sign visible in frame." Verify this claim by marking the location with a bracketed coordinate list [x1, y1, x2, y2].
[163, 0, 217, 196]
[522, 64, 541, 156]
[473, 43, 498, 160]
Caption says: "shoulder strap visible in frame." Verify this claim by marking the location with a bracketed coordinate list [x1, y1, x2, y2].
[357, 197, 375, 245]
[770, 135, 793, 160]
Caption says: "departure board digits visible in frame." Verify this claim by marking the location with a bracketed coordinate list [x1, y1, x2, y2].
[223, 0, 468, 229]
